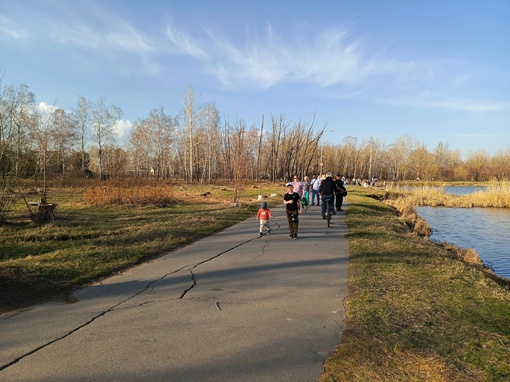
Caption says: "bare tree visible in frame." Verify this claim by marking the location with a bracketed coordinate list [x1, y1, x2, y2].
[487, 148, 510, 181]
[180, 85, 202, 182]
[129, 106, 177, 180]
[343, 136, 360, 181]
[201, 103, 221, 182]
[91, 97, 122, 180]
[73, 96, 91, 179]
[388, 134, 412, 181]
[409, 141, 438, 180]
[48, 108, 78, 184]
[102, 146, 129, 180]
[1, 84, 38, 179]
[465, 149, 490, 181]
[267, 114, 290, 182]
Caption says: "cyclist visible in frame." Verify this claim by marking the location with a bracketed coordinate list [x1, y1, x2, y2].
[319, 172, 341, 219]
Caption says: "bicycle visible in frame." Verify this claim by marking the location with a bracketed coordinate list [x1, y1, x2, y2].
[324, 198, 332, 227]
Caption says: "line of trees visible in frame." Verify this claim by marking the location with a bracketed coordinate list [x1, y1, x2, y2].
[1, 82, 509, 192]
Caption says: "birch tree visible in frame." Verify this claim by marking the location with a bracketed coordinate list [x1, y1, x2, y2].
[129, 106, 177, 179]
[73, 96, 91, 178]
[48, 108, 77, 183]
[180, 85, 202, 182]
[91, 97, 122, 180]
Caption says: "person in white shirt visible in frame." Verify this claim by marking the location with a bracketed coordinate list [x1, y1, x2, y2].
[310, 174, 321, 206]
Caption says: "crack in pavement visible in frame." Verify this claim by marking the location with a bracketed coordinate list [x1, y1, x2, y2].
[1, 237, 254, 371]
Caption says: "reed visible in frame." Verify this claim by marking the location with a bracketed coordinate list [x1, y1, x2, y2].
[385, 180, 510, 208]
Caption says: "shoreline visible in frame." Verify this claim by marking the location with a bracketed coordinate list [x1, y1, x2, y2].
[321, 188, 510, 381]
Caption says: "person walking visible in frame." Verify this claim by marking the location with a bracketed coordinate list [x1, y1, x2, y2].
[334, 174, 347, 211]
[292, 175, 304, 198]
[319, 172, 340, 219]
[283, 182, 302, 239]
[255, 201, 273, 237]
[310, 174, 321, 206]
[301, 176, 311, 208]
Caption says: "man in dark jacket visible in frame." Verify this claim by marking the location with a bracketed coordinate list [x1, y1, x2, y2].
[334, 174, 347, 211]
[319, 172, 340, 219]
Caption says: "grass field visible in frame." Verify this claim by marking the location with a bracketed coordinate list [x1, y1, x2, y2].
[0, 181, 283, 313]
[320, 187, 510, 381]
[2, 181, 509, 380]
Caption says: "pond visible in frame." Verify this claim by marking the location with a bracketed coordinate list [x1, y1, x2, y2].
[416, 189, 510, 279]
[443, 186, 486, 195]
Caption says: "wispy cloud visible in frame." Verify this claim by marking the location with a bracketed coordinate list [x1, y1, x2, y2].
[426, 99, 510, 113]
[204, 25, 415, 89]
[386, 96, 510, 113]
[25, 5, 506, 117]
[163, 24, 208, 58]
[0, 15, 30, 40]
[48, 18, 154, 53]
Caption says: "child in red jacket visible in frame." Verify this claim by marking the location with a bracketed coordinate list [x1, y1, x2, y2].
[255, 202, 273, 237]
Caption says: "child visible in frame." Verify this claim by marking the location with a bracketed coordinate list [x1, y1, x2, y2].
[256, 202, 273, 237]
[283, 182, 302, 239]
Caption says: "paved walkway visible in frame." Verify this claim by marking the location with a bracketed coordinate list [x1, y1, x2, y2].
[1, 204, 349, 382]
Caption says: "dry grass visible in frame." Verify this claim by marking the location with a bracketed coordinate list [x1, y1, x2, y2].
[83, 184, 178, 206]
[385, 180, 510, 208]
[320, 188, 510, 381]
[0, 181, 283, 313]
[383, 197, 432, 237]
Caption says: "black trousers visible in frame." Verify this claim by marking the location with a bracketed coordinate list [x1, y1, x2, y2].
[335, 193, 344, 210]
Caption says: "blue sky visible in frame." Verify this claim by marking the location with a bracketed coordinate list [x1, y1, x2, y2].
[1, 0, 509, 157]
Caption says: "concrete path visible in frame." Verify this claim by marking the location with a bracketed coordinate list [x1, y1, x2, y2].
[0, 204, 349, 382]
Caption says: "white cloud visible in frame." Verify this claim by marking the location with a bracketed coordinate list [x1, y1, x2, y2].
[0, 15, 29, 40]
[385, 96, 510, 113]
[37, 102, 59, 115]
[48, 22, 103, 48]
[205, 25, 415, 89]
[164, 24, 208, 58]
[426, 100, 510, 113]
[114, 119, 133, 139]
[48, 19, 154, 53]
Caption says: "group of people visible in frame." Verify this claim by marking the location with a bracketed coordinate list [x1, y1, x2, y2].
[256, 172, 347, 240]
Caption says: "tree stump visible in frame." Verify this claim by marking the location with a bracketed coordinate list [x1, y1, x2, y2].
[29, 200, 57, 223]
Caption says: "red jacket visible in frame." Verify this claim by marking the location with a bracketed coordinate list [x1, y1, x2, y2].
[256, 208, 273, 221]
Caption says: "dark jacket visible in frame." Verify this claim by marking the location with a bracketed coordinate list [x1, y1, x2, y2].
[318, 177, 339, 195]
[335, 178, 346, 194]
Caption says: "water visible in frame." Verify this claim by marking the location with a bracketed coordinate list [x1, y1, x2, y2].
[416, 205, 510, 279]
[443, 186, 486, 195]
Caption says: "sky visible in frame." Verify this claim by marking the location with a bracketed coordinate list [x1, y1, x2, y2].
[1, 0, 509, 157]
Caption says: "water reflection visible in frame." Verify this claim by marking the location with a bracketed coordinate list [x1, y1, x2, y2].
[416, 206, 510, 279]
[443, 186, 486, 195]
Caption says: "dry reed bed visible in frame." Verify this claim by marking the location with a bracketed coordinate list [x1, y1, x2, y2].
[386, 181, 510, 208]
[383, 185, 510, 282]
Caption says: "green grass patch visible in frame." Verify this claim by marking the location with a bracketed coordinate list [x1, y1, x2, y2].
[321, 188, 510, 382]
[0, 182, 284, 312]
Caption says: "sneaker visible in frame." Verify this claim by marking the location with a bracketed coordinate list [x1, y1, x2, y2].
[293, 234, 298, 240]
[322, 216, 326, 219]
[258, 232, 263, 237]
[267, 230, 271, 235]
[332, 210, 336, 215]
[289, 234, 293, 239]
